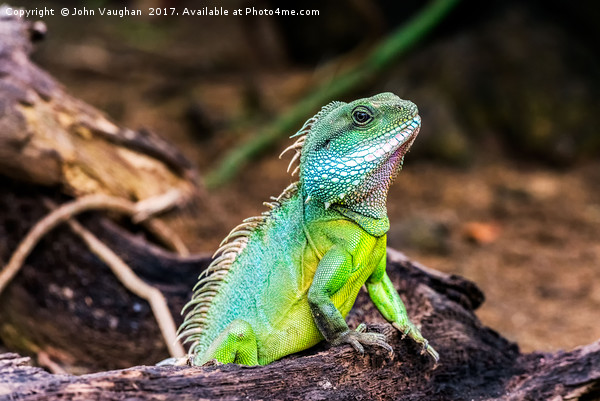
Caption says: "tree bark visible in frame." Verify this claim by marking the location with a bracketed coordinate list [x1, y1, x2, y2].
[1, 249, 599, 400]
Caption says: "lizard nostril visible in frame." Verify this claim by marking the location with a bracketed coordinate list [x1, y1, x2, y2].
[397, 101, 418, 117]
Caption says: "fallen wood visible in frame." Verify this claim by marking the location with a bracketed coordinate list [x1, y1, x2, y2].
[0, 6, 197, 202]
[1, 249, 599, 400]
[0, 175, 206, 370]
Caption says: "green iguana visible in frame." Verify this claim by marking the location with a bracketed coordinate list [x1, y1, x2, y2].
[178, 92, 438, 366]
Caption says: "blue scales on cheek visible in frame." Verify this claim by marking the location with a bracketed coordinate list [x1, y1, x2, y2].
[299, 95, 421, 219]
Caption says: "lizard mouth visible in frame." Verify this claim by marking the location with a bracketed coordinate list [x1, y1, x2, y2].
[364, 115, 421, 164]
[390, 117, 420, 166]
[343, 115, 420, 167]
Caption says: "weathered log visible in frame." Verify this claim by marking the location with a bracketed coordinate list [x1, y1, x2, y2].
[2, 175, 596, 398]
[0, 248, 599, 400]
[0, 6, 196, 202]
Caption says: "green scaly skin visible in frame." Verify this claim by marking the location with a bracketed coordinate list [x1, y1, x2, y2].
[178, 92, 439, 366]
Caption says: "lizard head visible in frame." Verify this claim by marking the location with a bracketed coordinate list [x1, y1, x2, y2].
[294, 92, 420, 219]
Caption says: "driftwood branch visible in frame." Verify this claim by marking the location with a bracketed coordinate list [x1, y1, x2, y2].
[0, 176, 203, 370]
[1, 250, 599, 400]
[0, 193, 187, 295]
[63, 216, 185, 358]
[0, 8, 198, 369]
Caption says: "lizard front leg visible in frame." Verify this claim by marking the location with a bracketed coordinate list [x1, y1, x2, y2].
[366, 251, 439, 363]
[308, 245, 393, 355]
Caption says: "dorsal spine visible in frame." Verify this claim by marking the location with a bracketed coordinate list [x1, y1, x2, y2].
[177, 182, 300, 350]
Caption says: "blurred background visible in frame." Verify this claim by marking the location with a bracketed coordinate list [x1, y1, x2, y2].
[8, 0, 600, 354]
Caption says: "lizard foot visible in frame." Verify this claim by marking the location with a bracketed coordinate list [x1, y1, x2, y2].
[393, 322, 439, 364]
[332, 323, 394, 356]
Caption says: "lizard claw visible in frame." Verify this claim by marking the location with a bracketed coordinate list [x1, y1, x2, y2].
[421, 340, 440, 364]
[202, 358, 225, 367]
[401, 327, 411, 340]
[393, 322, 439, 364]
[332, 325, 394, 356]
[347, 336, 365, 355]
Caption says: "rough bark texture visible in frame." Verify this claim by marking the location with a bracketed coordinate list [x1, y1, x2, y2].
[1, 249, 599, 400]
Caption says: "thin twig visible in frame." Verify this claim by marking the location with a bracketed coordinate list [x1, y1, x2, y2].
[64, 215, 185, 358]
[36, 351, 68, 375]
[132, 189, 184, 223]
[0, 193, 187, 296]
[143, 219, 190, 257]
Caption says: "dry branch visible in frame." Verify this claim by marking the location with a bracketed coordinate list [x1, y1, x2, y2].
[0, 177, 203, 370]
[64, 216, 185, 358]
[0, 9, 199, 370]
[0, 193, 187, 295]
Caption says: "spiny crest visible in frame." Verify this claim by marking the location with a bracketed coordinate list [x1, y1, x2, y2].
[177, 181, 300, 348]
[279, 100, 345, 177]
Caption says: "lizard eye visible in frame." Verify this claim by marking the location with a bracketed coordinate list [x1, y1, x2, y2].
[351, 106, 373, 125]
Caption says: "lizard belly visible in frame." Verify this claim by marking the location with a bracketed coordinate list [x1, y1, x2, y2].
[256, 266, 376, 364]
[255, 235, 384, 364]
[256, 295, 322, 365]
